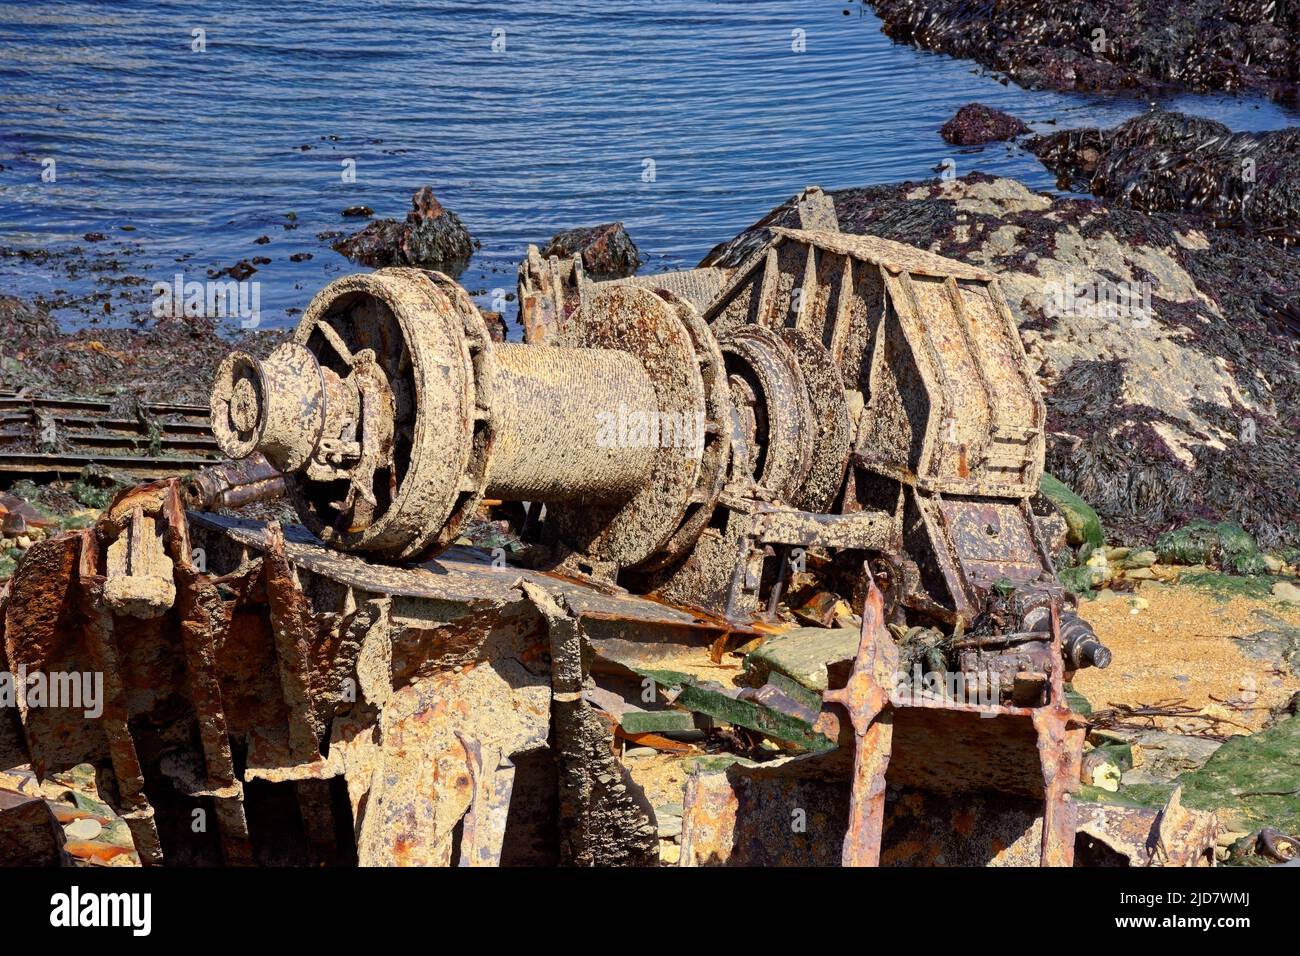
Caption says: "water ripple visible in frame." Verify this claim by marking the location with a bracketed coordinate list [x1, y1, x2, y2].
[1, 0, 1297, 329]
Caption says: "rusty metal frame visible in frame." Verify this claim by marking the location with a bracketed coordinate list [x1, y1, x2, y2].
[822, 577, 1085, 866]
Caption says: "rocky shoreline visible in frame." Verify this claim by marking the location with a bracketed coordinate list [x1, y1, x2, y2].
[1029, 109, 1300, 250]
[4, 158, 1298, 556]
[867, 0, 1300, 100]
[0, 294, 287, 406]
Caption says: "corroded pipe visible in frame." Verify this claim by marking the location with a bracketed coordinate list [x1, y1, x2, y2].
[185, 453, 286, 511]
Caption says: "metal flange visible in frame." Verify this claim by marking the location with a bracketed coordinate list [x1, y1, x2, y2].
[780, 328, 851, 512]
[290, 267, 486, 559]
[718, 324, 814, 504]
[211, 343, 327, 472]
[634, 288, 731, 573]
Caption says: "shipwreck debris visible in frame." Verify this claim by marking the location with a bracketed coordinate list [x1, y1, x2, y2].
[0, 190, 1203, 868]
[0, 391, 217, 479]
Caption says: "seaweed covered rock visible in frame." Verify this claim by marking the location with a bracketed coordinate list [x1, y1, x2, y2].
[1030, 111, 1300, 252]
[540, 222, 641, 279]
[333, 186, 475, 271]
[703, 174, 1300, 552]
[1040, 473, 1104, 549]
[1156, 520, 1270, 575]
[867, 0, 1300, 98]
[1128, 716, 1300, 856]
[0, 295, 287, 405]
[940, 103, 1029, 145]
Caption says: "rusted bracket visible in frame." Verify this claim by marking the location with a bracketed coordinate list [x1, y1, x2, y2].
[172, 530, 255, 866]
[263, 523, 327, 763]
[826, 576, 1084, 867]
[522, 582, 658, 866]
[102, 505, 176, 619]
[822, 573, 897, 866]
[1031, 601, 1083, 866]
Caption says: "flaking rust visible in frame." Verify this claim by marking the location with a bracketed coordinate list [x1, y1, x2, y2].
[1, 188, 1221, 867]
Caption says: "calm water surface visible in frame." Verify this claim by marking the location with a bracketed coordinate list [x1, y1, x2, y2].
[2, 0, 1297, 330]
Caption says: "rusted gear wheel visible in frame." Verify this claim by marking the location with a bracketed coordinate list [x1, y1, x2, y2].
[780, 328, 851, 512]
[290, 267, 492, 560]
[634, 289, 731, 573]
[718, 324, 814, 503]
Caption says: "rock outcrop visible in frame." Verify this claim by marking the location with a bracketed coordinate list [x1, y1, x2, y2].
[1029, 110, 1300, 252]
[540, 222, 641, 279]
[868, 0, 1300, 98]
[940, 103, 1029, 145]
[333, 187, 475, 271]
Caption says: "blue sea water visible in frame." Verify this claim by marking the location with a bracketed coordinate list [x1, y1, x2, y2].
[1, 0, 1297, 331]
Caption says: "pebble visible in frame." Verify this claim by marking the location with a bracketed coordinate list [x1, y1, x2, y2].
[657, 814, 683, 839]
[64, 817, 103, 841]
[1271, 581, 1300, 603]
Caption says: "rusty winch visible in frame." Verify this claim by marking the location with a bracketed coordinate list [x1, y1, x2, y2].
[208, 191, 1109, 673]
[1, 189, 1149, 870]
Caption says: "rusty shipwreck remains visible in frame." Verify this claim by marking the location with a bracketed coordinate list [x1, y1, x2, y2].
[3, 188, 1202, 868]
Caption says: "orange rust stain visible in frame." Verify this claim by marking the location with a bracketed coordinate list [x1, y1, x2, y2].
[49, 806, 110, 826]
[952, 806, 977, 838]
[390, 836, 414, 864]
[64, 841, 134, 863]
[882, 838, 925, 865]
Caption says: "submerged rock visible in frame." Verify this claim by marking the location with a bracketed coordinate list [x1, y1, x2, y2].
[332, 187, 474, 271]
[940, 103, 1029, 145]
[867, 0, 1300, 98]
[703, 173, 1300, 552]
[540, 222, 641, 279]
[1030, 110, 1300, 252]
